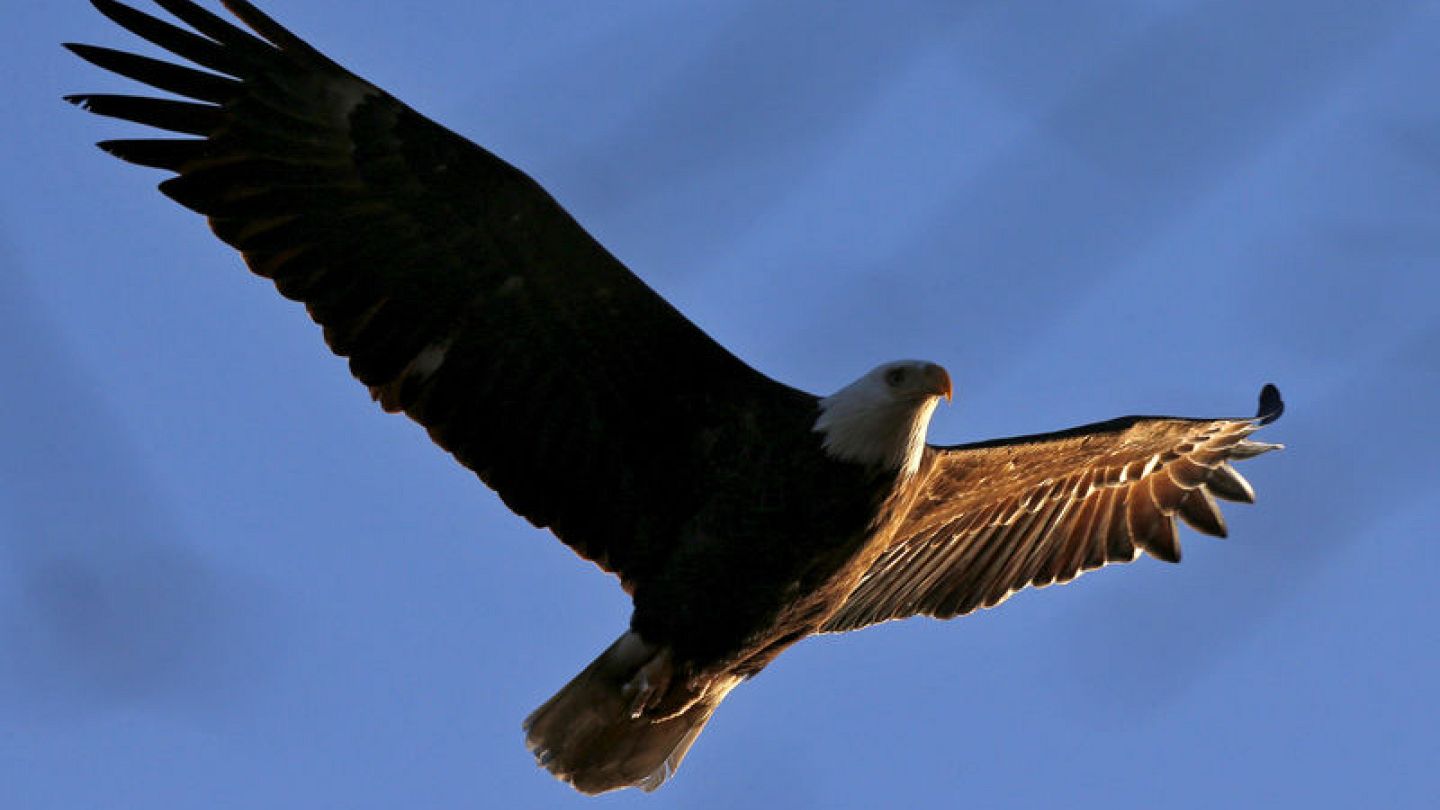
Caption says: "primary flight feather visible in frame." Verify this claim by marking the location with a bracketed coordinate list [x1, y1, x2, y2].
[67, 0, 1284, 794]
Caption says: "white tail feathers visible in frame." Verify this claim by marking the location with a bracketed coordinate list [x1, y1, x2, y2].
[523, 631, 738, 794]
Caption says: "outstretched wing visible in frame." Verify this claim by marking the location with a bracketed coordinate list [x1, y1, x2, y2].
[822, 385, 1283, 632]
[66, 0, 813, 586]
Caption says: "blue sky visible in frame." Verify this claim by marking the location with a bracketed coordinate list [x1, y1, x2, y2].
[4, 1, 1438, 807]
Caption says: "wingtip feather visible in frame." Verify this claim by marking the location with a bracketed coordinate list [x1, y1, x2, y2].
[1177, 487, 1227, 538]
[1230, 440, 1283, 459]
[1256, 383, 1284, 425]
[1207, 462, 1256, 504]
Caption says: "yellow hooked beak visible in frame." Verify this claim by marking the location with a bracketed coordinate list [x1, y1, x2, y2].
[922, 363, 953, 402]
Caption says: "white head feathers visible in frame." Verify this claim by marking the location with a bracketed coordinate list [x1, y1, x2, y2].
[813, 360, 953, 477]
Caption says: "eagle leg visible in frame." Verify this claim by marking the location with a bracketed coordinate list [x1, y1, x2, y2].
[623, 647, 674, 719]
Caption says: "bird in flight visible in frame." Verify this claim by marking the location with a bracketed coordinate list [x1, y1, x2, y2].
[68, 0, 1284, 795]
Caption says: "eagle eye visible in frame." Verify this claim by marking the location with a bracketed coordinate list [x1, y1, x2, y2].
[885, 368, 906, 387]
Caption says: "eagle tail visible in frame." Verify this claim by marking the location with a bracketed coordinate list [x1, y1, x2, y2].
[523, 631, 736, 794]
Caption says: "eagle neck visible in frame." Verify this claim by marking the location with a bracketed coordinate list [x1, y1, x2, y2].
[813, 392, 937, 478]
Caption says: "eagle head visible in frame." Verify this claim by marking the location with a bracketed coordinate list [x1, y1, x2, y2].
[813, 361, 952, 476]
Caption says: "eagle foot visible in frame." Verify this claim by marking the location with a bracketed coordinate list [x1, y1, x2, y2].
[622, 647, 674, 719]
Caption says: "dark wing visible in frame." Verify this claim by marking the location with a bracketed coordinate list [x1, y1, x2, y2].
[66, 0, 814, 587]
[822, 385, 1283, 632]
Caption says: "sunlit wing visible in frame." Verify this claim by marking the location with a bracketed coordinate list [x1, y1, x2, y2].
[823, 385, 1283, 632]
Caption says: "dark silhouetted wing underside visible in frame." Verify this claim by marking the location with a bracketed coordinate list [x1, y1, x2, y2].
[68, 0, 813, 586]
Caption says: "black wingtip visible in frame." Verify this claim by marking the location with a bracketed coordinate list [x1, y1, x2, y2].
[1256, 383, 1283, 425]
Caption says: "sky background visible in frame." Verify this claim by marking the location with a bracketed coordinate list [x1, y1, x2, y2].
[4, 1, 1438, 807]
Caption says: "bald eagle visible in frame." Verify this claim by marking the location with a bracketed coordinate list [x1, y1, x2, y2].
[67, 0, 1284, 795]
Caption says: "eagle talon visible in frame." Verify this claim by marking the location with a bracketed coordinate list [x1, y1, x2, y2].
[622, 648, 674, 720]
[623, 672, 651, 719]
